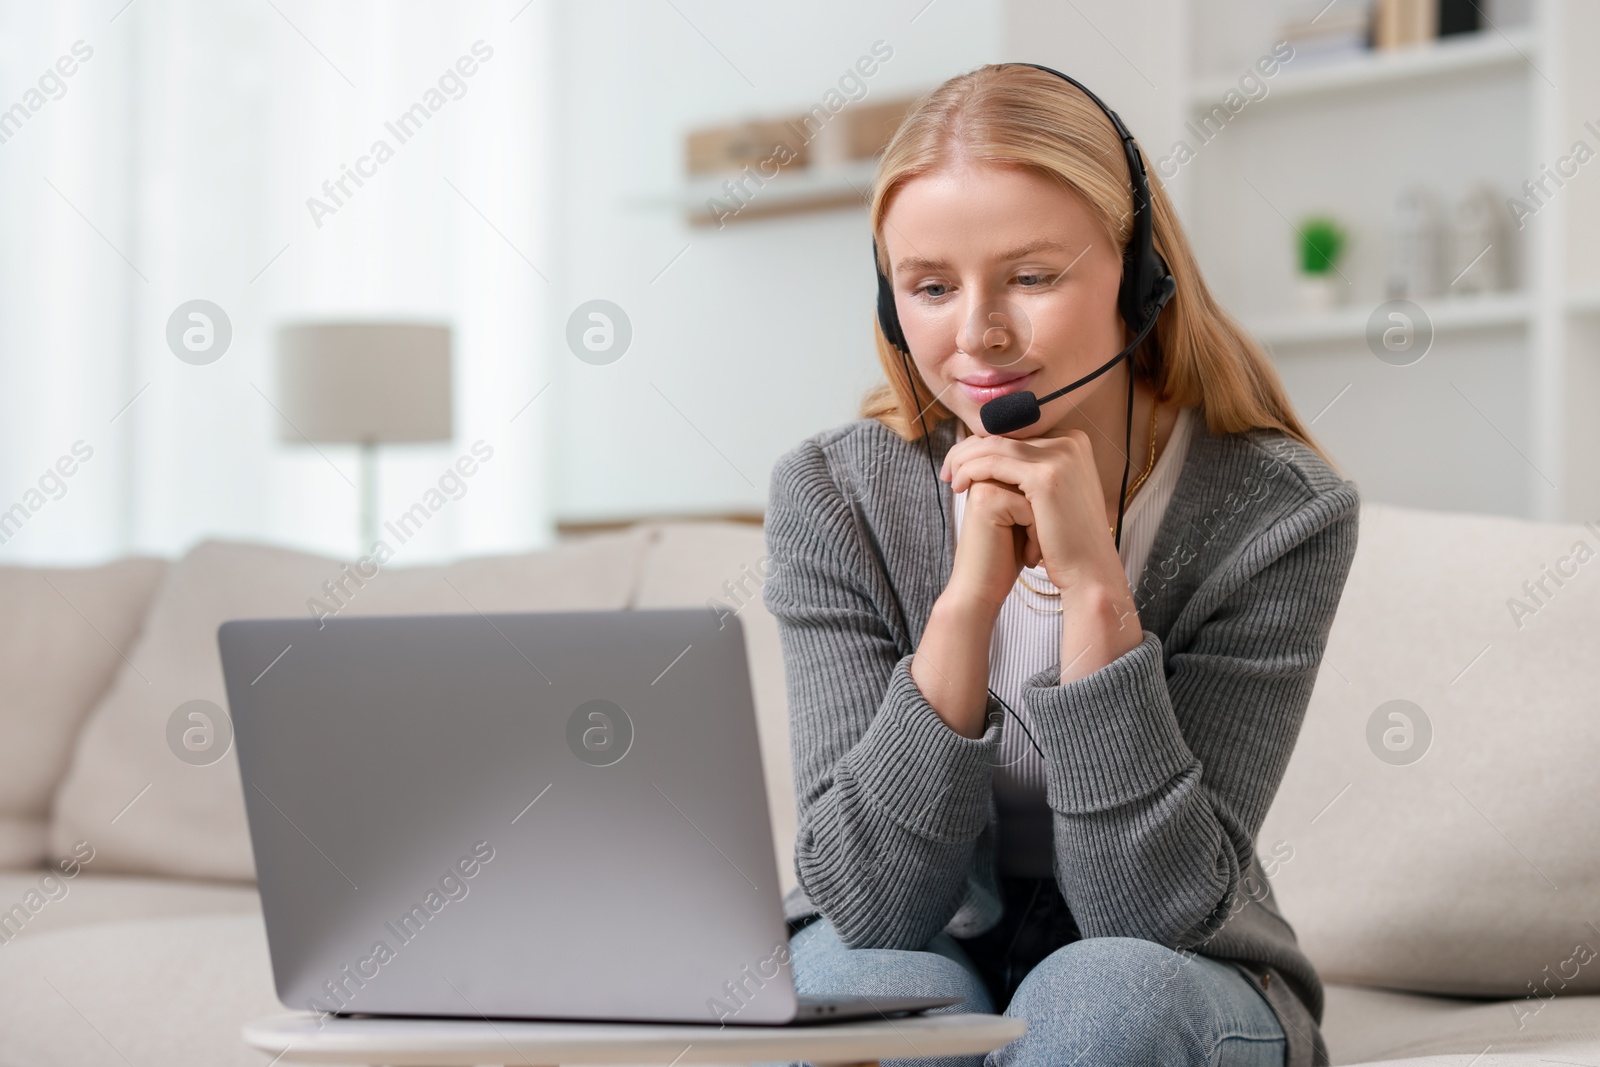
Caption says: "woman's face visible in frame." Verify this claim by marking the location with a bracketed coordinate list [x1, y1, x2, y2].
[881, 159, 1126, 438]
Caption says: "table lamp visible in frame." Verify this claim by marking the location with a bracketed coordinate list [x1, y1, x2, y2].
[275, 322, 453, 552]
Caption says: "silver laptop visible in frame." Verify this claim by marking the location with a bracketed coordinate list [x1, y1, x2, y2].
[218, 608, 956, 1026]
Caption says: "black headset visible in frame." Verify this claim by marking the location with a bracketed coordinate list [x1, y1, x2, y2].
[872, 61, 1176, 551]
[871, 64, 1176, 760]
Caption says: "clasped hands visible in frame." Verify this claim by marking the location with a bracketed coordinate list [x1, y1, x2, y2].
[939, 428, 1132, 616]
[911, 428, 1145, 737]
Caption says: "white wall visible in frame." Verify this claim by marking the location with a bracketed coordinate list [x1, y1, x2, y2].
[0, 0, 554, 565]
[1000, 0, 1186, 170]
[550, 0, 1003, 524]
[0, 2, 136, 563]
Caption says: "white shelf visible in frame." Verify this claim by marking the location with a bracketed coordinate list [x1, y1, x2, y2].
[627, 159, 879, 225]
[1187, 28, 1537, 110]
[1170, 0, 1600, 520]
[1569, 289, 1600, 314]
[1245, 291, 1530, 347]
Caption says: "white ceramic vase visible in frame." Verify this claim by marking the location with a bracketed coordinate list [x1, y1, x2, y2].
[1296, 274, 1342, 314]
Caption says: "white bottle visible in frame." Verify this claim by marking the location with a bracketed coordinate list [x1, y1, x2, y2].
[1387, 187, 1443, 300]
[1447, 185, 1506, 295]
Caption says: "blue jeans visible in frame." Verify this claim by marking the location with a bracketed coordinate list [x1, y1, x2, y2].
[781, 915, 1286, 1066]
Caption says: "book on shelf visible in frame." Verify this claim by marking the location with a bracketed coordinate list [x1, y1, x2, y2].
[1279, 0, 1373, 64]
[1276, 0, 1487, 64]
[1373, 0, 1485, 49]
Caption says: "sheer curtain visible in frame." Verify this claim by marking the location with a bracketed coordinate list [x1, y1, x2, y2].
[0, 0, 554, 565]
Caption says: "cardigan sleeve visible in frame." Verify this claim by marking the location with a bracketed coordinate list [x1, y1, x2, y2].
[762, 439, 1007, 950]
[1022, 485, 1359, 949]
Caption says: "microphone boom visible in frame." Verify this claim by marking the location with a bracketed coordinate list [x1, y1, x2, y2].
[976, 278, 1174, 435]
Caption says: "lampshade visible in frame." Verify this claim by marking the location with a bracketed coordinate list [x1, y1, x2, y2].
[274, 322, 453, 444]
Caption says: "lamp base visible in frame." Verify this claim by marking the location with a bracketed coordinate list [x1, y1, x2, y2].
[360, 441, 378, 556]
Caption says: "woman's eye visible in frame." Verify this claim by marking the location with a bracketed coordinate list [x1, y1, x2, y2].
[1016, 272, 1053, 287]
[914, 282, 949, 299]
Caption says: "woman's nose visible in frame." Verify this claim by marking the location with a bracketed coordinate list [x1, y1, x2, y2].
[958, 292, 1033, 370]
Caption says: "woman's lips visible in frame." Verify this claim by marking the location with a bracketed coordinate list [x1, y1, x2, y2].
[956, 370, 1034, 406]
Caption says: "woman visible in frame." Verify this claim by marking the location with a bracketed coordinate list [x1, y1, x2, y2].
[761, 64, 1357, 1067]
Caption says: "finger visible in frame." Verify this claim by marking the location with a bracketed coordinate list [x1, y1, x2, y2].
[945, 445, 1019, 492]
[966, 481, 1035, 529]
[1011, 524, 1029, 565]
[939, 435, 986, 480]
[947, 434, 1038, 468]
[944, 435, 1084, 492]
[940, 434, 1007, 480]
[1011, 509, 1042, 569]
[948, 452, 1060, 496]
[1022, 533, 1043, 570]
[1002, 490, 1037, 531]
[942, 432, 1054, 476]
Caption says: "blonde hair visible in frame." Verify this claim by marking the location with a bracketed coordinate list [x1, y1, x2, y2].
[862, 63, 1340, 471]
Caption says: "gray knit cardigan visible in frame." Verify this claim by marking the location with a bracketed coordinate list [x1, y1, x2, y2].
[761, 405, 1359, 1067]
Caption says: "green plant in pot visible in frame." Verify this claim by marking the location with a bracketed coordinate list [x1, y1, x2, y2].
[1296, 215, 1347, 313]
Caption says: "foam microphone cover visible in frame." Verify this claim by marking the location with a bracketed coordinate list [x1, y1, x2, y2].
[980, 391, 1041, 435]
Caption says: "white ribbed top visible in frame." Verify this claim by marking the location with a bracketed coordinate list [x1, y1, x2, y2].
[951, 404, 1197, 876]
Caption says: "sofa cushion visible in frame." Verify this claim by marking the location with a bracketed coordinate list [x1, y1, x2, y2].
[631, 520, 796, 897]
[0, 868, 259, 943]
[0, 913, 338, 1067]
[0, 558, 166, 868]
[1320, 983, 1600, 1065]
[1, 915, 1596, 1067]
[48, 531, 654, 882]
[1260, 503, 1600, 996]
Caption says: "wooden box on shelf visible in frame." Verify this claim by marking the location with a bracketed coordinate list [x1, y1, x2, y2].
[686, 117, 810, 177]
[677, 94, 924, 228]
[841, 96, 918, 162]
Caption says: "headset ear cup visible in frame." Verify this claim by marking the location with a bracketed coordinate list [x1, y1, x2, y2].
[1120, 216, 1173, 327]
[1118, 247, 1144, 330]
[872, 237, 909, 354]
[1123, 153, 1164, 325]
[1150, 261, 1176, 313]
[1119, 248, 1165, 331]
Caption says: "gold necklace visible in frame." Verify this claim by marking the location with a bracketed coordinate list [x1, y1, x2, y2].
[1016, 402, 1162, 601]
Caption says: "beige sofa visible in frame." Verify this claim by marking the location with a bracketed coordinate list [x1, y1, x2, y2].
[0, 504, 1596, 1065]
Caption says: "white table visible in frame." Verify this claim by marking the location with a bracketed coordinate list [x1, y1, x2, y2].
[243, 1010, 1025, 1066]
